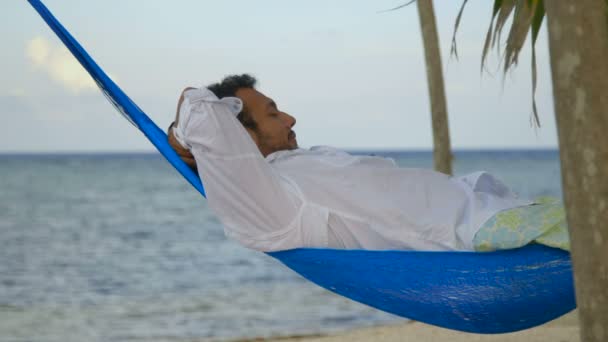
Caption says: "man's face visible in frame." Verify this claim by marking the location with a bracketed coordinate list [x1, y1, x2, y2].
[235, 88, 298, 157]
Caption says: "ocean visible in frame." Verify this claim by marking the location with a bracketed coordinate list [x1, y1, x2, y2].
[0, 150, 563, 342]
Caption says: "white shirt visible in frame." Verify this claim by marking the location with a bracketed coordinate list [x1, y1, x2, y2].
[174, 87, 532, 252]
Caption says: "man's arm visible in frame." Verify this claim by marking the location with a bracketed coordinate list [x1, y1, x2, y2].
[177, 88, 305, 250]
[168, 88, 197, 170]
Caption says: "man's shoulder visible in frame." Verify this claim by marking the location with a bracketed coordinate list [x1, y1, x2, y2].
[265, 146, 351, 163]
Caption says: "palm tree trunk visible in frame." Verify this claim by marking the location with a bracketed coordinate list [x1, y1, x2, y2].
[417, 0, 452, 175]
[544, 2, 608, 341]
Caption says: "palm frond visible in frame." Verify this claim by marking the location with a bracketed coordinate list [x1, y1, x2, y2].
[454, 0, 545, 127]
[377, 0, 416, 14]
[530, 0, 545, 127]
[491, 0, 517, 53]
[449, 0, 469, 60]
[479, 1, 503, 73]
[503, 0, 538, 73]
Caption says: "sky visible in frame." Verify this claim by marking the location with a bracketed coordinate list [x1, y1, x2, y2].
[2, 1, 559, 152]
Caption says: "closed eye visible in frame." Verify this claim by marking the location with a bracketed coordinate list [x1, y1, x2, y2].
[267, 100, 278, 111]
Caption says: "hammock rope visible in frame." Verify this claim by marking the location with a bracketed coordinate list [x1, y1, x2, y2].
[28, 0, 576, 334]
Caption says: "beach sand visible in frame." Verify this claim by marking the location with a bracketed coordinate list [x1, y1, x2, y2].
[267, 310, 579, 342]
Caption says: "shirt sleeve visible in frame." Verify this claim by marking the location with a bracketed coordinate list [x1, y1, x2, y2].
[176, 87, 304, 245]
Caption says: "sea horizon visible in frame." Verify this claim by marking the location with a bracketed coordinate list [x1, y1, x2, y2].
[0, 147, 559, 157]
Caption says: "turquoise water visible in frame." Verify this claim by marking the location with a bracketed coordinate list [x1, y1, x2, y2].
[0, 150, 562, 341]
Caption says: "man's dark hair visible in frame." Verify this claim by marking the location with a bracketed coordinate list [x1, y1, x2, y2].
[207, 74, 258, 130]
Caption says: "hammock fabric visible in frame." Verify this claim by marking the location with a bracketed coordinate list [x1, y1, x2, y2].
[28, 0, 576, 334]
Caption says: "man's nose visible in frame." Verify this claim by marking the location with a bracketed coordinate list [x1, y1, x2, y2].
[283, 112, 296, 128]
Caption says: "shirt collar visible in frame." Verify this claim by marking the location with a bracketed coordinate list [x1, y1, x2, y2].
[266, 149, 307, 163]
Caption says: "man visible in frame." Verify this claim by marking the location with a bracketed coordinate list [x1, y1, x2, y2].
[168, 74, 558, 252]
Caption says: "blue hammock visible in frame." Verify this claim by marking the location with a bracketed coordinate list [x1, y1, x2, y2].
[28, 0, 576, 334]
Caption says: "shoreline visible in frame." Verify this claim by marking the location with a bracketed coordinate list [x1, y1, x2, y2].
[258, 311, 580, 342]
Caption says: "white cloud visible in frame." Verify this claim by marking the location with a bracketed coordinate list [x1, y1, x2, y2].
[26, 36, 96, 93]
[26, 36, 50, 66]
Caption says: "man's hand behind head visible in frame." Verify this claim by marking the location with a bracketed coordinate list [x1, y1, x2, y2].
[168, 87, 197, 171]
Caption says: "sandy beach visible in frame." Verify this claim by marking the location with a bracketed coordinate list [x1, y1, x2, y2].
[267, 311, 580, 342]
